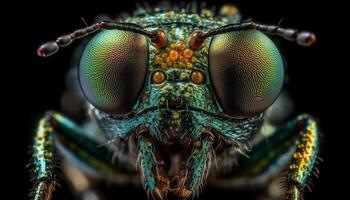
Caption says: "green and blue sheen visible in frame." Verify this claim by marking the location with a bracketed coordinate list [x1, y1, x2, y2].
[31, 4, 320, 200]
[79, 29, 148, 114]
[209, 30, 284, 118]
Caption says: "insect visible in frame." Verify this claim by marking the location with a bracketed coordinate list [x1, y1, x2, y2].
[30, 3, 320, 200]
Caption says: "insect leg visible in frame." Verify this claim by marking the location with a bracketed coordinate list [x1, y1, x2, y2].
[30, 112, 57, 200]
[137, 131, 170, 200]
[178, 130, 214, 198]
[225, 114, 320, 200]
[30, 111, 118, 200]
[283, 114, 320, 200]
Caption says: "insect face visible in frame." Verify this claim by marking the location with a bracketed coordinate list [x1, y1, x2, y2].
[33, 5, 318, 199]
[77, 20, 287, 197]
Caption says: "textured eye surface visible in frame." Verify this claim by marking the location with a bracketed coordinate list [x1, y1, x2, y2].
[209, 30, 284, 118]
[79, 30, 148, 114]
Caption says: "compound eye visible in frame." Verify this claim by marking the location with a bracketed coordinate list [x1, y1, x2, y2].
[209, 30, 284, 118]
[79, 30, 148, 114]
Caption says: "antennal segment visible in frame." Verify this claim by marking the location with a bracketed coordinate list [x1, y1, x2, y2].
[196, 21, 316, 46]
[37, 21, 158, 57]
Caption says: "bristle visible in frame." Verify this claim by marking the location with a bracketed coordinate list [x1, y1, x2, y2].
[157, 0, 171, 12]
[142, 2, 152, 13]
[199, 2, 207, 10]
[191, 1, 198, 13]
[210, 5, 217, 16]
[120, 12, 130, 20]
[173, 4, 180, 12]
[185, 2, 191, 13]
[179, 1, 187, 12]
[93, 14, 113, 23]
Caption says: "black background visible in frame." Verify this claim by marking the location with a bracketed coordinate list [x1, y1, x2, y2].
[4, 0, 344, 199]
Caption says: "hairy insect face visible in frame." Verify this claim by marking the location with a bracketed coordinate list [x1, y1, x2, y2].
[80, 19, 282, 196]
[33, 4, 318, 200]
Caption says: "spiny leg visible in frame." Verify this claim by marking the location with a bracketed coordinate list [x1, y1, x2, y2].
[236, 114, 320, 200]
[136, 128, 215, 199]
[178, 129, 214, 198]
[284, 115, 320, 200]
[30, 113, 57, 200]
[30, 111, 119, 200]
[136, 131, 170, 200]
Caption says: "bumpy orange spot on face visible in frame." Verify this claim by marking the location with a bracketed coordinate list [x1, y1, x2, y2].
[155, 57, 163, 65]
[152, 71, 166, 84]
[183, 49, 193, 58]
[179, 61, 186, 68]
[166, 57, 172, 66]
[191, 56, 197, 63]
[190, 70, 205, 84]
[153, 35, 201, 69]
[169, 50, 179, 61]
[186, 62, 193, 68]
[176, 42, 186, 51]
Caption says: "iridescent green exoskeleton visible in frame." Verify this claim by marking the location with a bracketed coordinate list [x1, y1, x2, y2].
[31, 3, 320, 200]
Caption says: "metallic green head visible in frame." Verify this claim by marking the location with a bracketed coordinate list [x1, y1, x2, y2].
[35, 3, 316, 199]
[77, 9, 284, 198]
[78, 12, 285, 149]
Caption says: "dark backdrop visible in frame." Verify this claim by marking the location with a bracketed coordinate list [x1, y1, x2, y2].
[6, 0, 342, 199]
